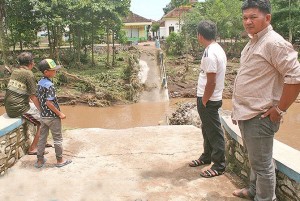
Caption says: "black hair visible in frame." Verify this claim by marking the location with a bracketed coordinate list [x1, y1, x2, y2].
[38, 59, 50, 73]
[197, 20, 217, 41]
[17, 52, 34, 66]
[241, 0, 271, 14]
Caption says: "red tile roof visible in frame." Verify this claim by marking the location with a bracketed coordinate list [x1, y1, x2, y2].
[162, 6, 192, 19]
[124, 12, 152, 23]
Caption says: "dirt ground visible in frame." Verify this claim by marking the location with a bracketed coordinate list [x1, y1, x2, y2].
[165, 54, 239, 99]
[138, 40, 239, 99]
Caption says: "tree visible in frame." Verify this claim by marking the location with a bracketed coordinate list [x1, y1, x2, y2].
[199, 0, 242, 41]
[271, 0, 300, 43]
[0, 0, 8, 68]
[99, 0, 129, 67]
[163, 0, 189, 14]
[181, 10, 203, 55]
[30, 0, 67, 59]
[151, 23, 160, 38]
[6, 0, 41, 51]
[180, 0, 242, 54]
[0, 0, 130, 68]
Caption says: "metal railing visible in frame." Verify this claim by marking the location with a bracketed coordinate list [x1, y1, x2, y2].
[159, 51, 167, 89]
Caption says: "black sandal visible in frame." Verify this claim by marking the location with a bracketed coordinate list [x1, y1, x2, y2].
[46, 143, 53, 148]
[189, 159, 210, 167]
[199, 168, 225, 178]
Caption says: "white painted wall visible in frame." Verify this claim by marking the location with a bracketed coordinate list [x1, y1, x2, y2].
[161, 19, 181, 38]
[159, 27, 166, 38]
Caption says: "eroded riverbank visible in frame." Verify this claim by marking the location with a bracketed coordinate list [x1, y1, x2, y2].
[1, 98, 299, 150]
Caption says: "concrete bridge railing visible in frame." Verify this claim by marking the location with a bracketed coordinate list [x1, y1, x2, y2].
[158, 51, 167, 89]
[221, 115, 300, 201]
[0, 114, 35, 176]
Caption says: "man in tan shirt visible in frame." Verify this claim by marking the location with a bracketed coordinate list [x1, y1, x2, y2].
[232, 0, 300, 200]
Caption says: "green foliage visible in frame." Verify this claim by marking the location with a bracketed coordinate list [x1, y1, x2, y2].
[151, 23, 160, 33]
[115, 30, 127, 45]
[163, 0, 244, 56]
[181, 11, 203, 55]
[0, 0, 130, 68]
[5, 0, 41, 50]
[70, 56, 134, 101]
[163, 0, 190, 14]
[59, 49, 76, 67]
[165, 32, 185, 55]
[0, 71, 4, 78]
[271, 0, 300, 43]
[196, 0, 243, 40]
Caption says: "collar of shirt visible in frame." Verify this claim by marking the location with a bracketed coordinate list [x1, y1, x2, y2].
[248, 25, 273, 43]
[19, 66, 30, 70]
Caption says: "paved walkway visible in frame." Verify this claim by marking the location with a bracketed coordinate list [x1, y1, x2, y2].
[0, 125, 244, 201]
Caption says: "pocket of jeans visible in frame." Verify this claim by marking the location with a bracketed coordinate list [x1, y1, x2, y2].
[264, 116, 280, 134]
[206, 100, 222, 109]
[271, 119, 280, 133]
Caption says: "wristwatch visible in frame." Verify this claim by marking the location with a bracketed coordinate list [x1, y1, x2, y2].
[275, 105, 287, 116]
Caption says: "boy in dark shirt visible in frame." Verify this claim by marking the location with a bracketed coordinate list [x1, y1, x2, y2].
[35, 59, 72, 168]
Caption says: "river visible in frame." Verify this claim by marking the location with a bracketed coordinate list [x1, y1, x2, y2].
[1, 99, 299, 150]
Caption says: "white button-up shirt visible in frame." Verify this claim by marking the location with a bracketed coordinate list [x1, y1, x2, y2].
[232, 25, 300, 120]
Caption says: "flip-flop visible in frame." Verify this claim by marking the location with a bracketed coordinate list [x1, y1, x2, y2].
[199, 168, 225, 178]
[232, 188, 254, 200]
[28, 151, 49, 155]
[55, 159, 72, 168]
[46, 143, 53, 148]
[34, 158, 47, 169]
[189, 159, 210, 167]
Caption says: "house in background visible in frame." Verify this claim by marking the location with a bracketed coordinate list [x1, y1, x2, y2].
[159, 6, 192, 38]
[123, 12, 152, 43]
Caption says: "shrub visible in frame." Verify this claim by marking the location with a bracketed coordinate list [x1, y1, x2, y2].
[165, 32, 185, 56]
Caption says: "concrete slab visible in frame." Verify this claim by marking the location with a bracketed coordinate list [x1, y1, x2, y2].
[0, 125, 244, 201]
[0, 113, 23, 137]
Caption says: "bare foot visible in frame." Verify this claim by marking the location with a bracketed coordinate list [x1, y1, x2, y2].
[232, 188, 254, 200]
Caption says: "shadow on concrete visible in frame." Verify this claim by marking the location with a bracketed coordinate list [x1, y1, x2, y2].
[200, 191, 243, 201]
[140, 163, 211, 184]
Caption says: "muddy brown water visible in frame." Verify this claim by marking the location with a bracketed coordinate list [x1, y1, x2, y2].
[1, 99, 299, 150]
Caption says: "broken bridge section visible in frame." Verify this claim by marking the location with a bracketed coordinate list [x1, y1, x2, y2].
[0, 126, 242, 200]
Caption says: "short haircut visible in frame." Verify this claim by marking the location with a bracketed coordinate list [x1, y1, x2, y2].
[38, 59, 50, 73]
[241, 0, 271, 14]
[197, 20, 217, 41]
[17, 52, 34, 66]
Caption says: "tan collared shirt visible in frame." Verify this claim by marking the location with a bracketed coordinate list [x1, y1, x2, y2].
[232, 25, 300, 120]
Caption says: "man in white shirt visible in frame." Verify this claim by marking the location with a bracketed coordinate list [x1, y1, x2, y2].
[189, 20, 227, 178]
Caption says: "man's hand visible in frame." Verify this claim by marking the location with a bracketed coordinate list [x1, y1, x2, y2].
[202, 99, 207, 107]
[261, 106, 281, 123]
[59, 112, 66, 119]
[231, 113, 237, 125]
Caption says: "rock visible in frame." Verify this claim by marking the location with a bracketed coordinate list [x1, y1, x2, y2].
[168, 102, 201, 128]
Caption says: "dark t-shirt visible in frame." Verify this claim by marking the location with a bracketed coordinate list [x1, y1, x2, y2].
[4, 67, 37, 118]
[37, 77, 60, 118]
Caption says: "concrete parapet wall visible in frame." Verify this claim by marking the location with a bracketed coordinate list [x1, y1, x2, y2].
[0, 114, 36, 176]
[221, 115, 300, 201]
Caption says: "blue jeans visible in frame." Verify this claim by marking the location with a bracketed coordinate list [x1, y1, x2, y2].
[238, 115, 280, 201]
[197, 97, 225, 171]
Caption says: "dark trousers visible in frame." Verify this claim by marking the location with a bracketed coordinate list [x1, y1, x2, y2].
[197, 97, 225, 171]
